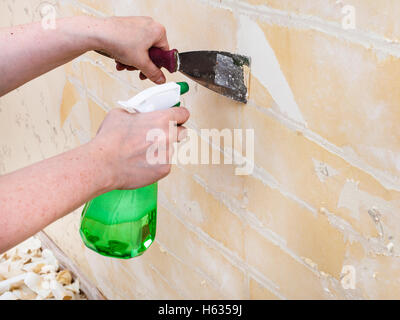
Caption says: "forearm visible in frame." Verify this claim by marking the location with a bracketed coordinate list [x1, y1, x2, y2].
[0, 16, 101, 97]
[0, 141, 114, 253]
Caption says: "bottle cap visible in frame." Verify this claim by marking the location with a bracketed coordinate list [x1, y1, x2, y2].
[177, 82, 189, 95]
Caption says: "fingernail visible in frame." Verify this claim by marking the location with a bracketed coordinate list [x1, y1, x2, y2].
[156, 76, 165, 84]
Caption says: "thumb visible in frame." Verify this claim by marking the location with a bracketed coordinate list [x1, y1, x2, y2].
[140, 57, 166, 85]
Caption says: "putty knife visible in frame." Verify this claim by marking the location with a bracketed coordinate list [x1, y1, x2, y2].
[97, 48, 251, 103]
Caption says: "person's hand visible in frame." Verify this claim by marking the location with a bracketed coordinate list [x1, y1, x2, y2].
[94, 16, 169, 84]
[90, 107, 190, 191]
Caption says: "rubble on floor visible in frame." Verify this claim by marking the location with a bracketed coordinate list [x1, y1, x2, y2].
[0, 237, 87, 300]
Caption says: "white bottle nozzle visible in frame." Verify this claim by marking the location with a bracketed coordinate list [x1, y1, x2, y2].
[118, 82, 188, 114]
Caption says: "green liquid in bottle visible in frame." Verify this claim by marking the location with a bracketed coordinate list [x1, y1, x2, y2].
[80, 183, 158, 259]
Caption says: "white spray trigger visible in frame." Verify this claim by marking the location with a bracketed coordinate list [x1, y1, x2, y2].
[118, 82, 181, 114]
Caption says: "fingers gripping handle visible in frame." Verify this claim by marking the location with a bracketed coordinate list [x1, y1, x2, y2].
[96, 48, 179, 74]
[149, 48, 179, 73]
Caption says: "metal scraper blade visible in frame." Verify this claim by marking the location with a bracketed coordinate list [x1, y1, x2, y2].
[178, 51, 251, 104]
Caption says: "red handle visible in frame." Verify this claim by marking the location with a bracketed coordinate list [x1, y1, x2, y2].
[149, 47, 179, 73]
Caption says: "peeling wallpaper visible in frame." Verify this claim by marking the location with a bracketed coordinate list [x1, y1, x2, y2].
[2, 0, 400, 299]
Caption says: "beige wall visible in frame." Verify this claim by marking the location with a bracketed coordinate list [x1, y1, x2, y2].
[2, 0, 400, 299]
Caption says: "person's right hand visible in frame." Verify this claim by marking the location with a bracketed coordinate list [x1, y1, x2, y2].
[91, 107, 190, 191]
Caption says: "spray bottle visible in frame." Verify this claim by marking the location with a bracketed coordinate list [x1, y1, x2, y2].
[80, 82, 189, 259]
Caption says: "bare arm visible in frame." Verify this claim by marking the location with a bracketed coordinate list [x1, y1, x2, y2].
[0, 16, 169, 96]
[0, 107, 190, 253]
[0, 141, 112, 251]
